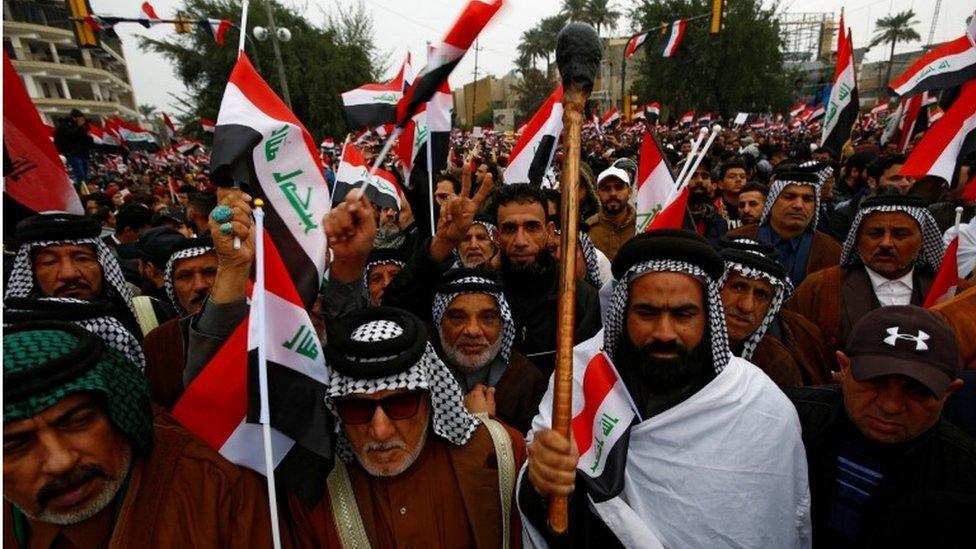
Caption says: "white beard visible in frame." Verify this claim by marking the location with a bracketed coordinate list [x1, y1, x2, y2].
[439, 331, 504, 374]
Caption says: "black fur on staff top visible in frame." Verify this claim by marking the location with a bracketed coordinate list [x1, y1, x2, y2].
[324, 306, 429, 380]
[14, 213, 101, 245]
[612, 230, 725, 281]
[717, 237, 788, 282]
[434, 267, 505, 294]
[4, 297, 114, 323]
[556, 22, 602, 93]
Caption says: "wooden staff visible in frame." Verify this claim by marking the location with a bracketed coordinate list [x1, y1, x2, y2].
[549, 22, 602, 534]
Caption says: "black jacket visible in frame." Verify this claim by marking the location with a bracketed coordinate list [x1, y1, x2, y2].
[787, 385, 976, 548]
[53, 119, 93, 157]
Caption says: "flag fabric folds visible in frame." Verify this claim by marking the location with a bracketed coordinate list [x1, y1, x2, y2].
[923, 237, 960, 308]
[789, 101, 806, 118]
[679, 110, 695, 125]
[505, 85, 563, 185]
[172, 54, 333, 506]
[3, 53, 83, 214]
[635, 128, 676, 232]
[139, 2, 163, 27]
[199, 19, 232, 46]
[661, 19, 687, 58]
[341, 53, 412, 130]
[601, 107, 621, 130]
[162, 113, 179, 143]
[900, 81, 976, 184]
[821, 16, 858, 154]
[889, 14, 976, 98]
[396, 0, 503, 127]
[331, 142, 401, 210]
[200, 117, 216, 133]
[625, 32, 650, 58]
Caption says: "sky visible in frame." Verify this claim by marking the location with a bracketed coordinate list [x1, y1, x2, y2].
[94, 0, 974, 115]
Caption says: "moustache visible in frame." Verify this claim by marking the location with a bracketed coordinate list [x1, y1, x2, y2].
[37, 465, 108, 508]
[190, 291, 209, 305]
[364, 440, 406, 452]
[54, 281, 92, 295]
[640, 339, 690, 357]
[728, 309, 755, 323]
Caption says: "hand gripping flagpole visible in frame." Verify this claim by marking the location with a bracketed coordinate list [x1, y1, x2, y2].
[254, 199, 283, 549]
[549, 22, 602, 535]
[232, 0, 251, 250]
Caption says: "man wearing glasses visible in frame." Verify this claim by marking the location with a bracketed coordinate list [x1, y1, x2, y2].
[285, 306, 526, 547]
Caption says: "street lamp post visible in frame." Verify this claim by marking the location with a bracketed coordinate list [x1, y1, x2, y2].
[254, 0, 292, 109]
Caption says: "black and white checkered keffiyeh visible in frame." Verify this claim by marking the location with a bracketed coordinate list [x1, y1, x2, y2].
[840, 204, 945, 271]
[362, 258, 407, 288]
[760, 177, 823, 230]
[800, 160, 834, 185]
[164, 245, 214, 316]
[5, 238, 135, 318]
[604, 260, 732, 373]
[473, 220, 497, 241]
[717, 259, 794, 361]
[431, 275, 516, 363]
[325, 319, 480, 463]
[3, 297, 146, 371]
[578, 232, 603, 288]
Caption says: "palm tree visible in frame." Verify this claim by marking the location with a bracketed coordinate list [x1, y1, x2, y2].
[138, 103, 158, 119]
[560, 0, 590, 23]
[870, 10, 921, 87]
[585, 0, 621, 36]
[517, 26, 543, 70]
[537, 16, 567, 75]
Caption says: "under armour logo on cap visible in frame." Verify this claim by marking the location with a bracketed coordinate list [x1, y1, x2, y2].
[883, 327, 930, 351]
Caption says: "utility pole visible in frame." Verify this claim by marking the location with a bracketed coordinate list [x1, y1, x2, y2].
[262, 0, 292, 109]
[470, 39, 482, 127]
[926, 0, 942, 47]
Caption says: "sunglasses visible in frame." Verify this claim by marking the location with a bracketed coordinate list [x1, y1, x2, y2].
[334, 390, 424, 425]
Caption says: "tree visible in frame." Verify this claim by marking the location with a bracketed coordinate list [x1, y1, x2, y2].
[140, 0, 380, 139]
[512, 66, 556, 124]
[630, 0, 792, 118]
[138, 103, 158, 119]
[585, 0, 621, 36]
[560, 0, 590, 23]
[870, 10, 921, 89]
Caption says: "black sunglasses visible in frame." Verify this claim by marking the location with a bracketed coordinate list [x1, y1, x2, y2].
[334, 390, 424, 425]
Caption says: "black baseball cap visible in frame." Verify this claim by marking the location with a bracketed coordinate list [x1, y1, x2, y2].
[137, 227, 187, 269]
[845, 305, 961, 396]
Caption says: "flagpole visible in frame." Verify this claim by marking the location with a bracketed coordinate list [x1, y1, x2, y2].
[426, 110, 437, 233]
[675, 125, 721, 193]
[253, 199, 283, 549]
[351, 126, 403, 198]
[231, 0, 250, 251]
[672, 126, 707, 189]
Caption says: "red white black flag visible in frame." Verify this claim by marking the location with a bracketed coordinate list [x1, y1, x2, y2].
[635, 128, 677, 231]
[333, 142, 402, 211]
[625, 32, 650, 58]
[162, 112, 179, 143]
[173, 54, 333, 506]
[679, 110, 695, 125]
[200, 117, 216, 133]
[889, 13, 976, 98]
[139, 2, 163, 27]
[199, 18, 232, 45]
[901, 81, 976, 184]
[396, 0, 503, 127]
[660, 19, 687, 58]
[821, 17, 858, 154]
[602, 107, 621, 129]
[505, 85, 563, 185]
[3, 52, 82, 214]
[341, 53, 411, 130]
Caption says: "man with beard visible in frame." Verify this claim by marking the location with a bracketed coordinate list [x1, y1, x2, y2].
[519, 230, 810, 547]
[718, 238, 832, 387]
[789, 194, 947, 354]
[365, 248, 407, 307]
[141, 237, 216, 408]
[682, 156, 728, 244]
[286, 306, 526, 547]
[6, 214, 146, 339]
[2, 321, 276, 546]
[455, 214, 498, 269]
[432, 269, 547, 433]
[134, 227, 185, 312]
[727, 170, 841, 286]
[585, 167, 636, 260]
[736, 181, 768, 226]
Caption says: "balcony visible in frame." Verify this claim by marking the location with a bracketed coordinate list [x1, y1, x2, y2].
[11, 58, 133, 92]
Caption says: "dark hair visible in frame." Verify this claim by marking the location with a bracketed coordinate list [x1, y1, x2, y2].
[435, 171, 462, 194]
[186, 191, 217, 217]
[867, 153, 908, 181]
[88, 206, 112, 225]
[719, 161, 746, 180]
[739, 181, 769, 197]
[114, 204, 152, 233]
[82, 192, 113, 210]
[487, 183, 548, 224]
[815, 145, 837, 160]
[178, 184, 197, 194]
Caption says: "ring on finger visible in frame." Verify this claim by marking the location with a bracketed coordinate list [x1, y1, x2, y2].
[219, 222, 233, 234]
[212, 205, 233, 223]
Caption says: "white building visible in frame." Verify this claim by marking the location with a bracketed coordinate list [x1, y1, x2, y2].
[3, 0, 140, 124]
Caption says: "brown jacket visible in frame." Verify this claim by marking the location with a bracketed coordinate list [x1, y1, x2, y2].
[493, 351, 548, 434]
[585, 206, 636, 260]
[750, 335, 804, 388]
[931, 285, 976, 370]
[751, 311, 834, 387]
[286, 424, 526, 548]
[726, 223, 842, 280]
[4, 414, 276, 548]
[787, 265, 935, 354]
[143, 317, 190, 408]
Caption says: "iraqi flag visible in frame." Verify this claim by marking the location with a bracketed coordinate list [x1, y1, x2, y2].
[162, 112, 179, 143]
[396, 0, 503, 127]
[199, 19, 232, 46]
[900, 80, 976, 184]
[139, 2, 163, 27]
[87, 124, 106, 146]
[395, 103, 428, 182]
[173, 54, 333, 506]
[331, 142, 401, 210]
[114, 117, 157, 150]
[788, 100, 806, 118]
[889, 14, 976, 98]
[84, 15, 121, 38]
[625, 32, 650, 58]
[635, 128, 677, 232]
[821, 19, 858, 154]
[660, 19, 687, 58]
[601, 107, 621, 130]
[897, 93, 926, 152]
[3, 53, 82, 214]
[200, 117, 216, 133]
[679, 110, 695, 125]
[422, 45, 453, 176]
[871, 98, 890, 115]
[504, 85, 563, 185]
[646, 102, 661, 117]
[341, 53, 413, 130]
[924, 236, 960, 308]
[571, 334, 636, 499]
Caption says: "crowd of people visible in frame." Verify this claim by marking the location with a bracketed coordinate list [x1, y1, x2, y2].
[4, 106, 976, 547]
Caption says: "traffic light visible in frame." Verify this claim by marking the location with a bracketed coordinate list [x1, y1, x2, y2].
[710, 0, 728, 35]
[174, 12, 193, 34]
[64, 0, 100, 48]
